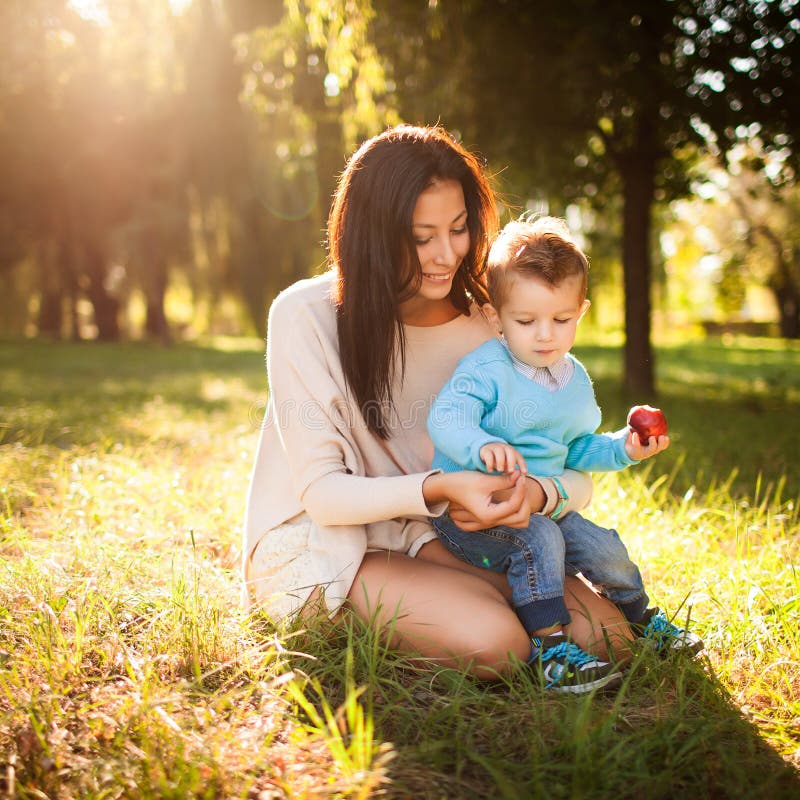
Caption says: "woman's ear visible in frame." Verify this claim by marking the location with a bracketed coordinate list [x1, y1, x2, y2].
[483, 303, 503, 334]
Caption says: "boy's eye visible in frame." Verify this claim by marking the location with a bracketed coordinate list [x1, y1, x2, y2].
[516, 320, 533, 326]
[555, 318, 572, 324]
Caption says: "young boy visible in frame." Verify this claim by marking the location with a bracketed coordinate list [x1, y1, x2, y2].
[427, 217, 702, 694]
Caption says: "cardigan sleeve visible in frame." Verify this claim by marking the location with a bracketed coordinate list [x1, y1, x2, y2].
[302, 471, 443, 526]
[266, 286, 442, 527]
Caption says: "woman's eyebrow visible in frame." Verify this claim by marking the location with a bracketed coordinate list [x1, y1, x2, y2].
[412, 209, 467, 228]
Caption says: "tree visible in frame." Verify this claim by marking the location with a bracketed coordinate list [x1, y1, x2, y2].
[0, 0, 193, 340]
[693, 142, 800, 337]
[232, 0, 397, 326]
[374, 0, 800, 394]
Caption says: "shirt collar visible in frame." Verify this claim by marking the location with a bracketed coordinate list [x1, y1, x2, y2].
[499, 336, 571, 389]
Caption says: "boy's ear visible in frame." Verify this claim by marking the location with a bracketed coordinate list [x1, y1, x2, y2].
[483, 303, 502, 334]
[578, 298, 591, 321]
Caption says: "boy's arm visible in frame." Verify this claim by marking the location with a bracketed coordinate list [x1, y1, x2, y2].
[565, 427, 638, 472]
[427, 363, 507, 472]
[567, 424, 671, 472]
[564, 361, 648, 472]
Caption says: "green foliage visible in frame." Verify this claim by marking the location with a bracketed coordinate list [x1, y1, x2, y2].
[0, 0, 399, 341]
[373, 0, 800, 393]
[2, 0, 800, 359]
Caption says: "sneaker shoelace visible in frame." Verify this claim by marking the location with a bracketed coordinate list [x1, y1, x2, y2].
[644, 611, 682, 647]
[540, 640, 597, 668]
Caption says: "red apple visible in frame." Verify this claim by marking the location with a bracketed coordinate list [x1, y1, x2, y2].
[627, 404, 668, 443]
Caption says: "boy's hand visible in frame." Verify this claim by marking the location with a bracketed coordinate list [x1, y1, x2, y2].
[624, 430, 670, 461]
[479, 442, 528, 475]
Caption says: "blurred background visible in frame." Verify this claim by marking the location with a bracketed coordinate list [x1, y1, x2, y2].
[1, 0, 798, 393]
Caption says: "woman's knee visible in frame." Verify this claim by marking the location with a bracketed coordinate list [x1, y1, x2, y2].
[563, 575, 633, 663]
[443, 609, 531, 676]
[349, 551, 530, 676]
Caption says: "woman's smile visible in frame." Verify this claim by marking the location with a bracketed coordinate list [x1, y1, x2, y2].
[422, 270, 454, 282]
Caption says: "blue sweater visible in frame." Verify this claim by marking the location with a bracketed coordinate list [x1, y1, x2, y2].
[428, 338, 635, 476]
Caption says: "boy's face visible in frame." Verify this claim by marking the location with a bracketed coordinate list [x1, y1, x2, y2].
[485, 274, 590, 369]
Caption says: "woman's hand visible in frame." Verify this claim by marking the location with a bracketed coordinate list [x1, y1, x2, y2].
[490, 475, 546, 513]
[423, 470, 531, 530]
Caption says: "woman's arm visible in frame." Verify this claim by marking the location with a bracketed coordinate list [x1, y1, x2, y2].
[302, 470, 445, 526]
[304, 467, 535, 530]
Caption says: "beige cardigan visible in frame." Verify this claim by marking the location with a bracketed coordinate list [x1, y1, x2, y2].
[243, 272, 589, 616]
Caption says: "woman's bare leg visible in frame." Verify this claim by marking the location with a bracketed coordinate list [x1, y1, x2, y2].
[416, 538, 514, 600]
[347, 550, 531, 678]
[418, 539, 633, 662]
[563, 575, 634, 663]
[348, 543, 634, 677]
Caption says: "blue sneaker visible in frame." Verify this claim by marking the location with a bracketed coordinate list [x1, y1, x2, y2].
[529, 634, 622, 694]
[638, 608, 704, 655]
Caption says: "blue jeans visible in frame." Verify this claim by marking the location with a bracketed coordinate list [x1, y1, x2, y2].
[433, 511, 648, 634]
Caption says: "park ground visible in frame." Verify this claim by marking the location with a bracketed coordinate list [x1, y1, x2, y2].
[0, 335, 799, 799]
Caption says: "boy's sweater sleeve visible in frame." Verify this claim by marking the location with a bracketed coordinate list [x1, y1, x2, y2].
[565, 427, 638, 472]
[427, 358, 506, 472]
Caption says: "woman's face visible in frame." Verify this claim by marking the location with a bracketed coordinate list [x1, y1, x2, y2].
[405, 179, 470, 317]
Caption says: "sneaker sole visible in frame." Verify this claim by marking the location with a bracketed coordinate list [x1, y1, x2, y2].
[667, 639, 705, 656]
[547, 668, 623, 695]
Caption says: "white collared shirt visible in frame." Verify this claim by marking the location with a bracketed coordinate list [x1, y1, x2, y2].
[500, 336, 574, 391]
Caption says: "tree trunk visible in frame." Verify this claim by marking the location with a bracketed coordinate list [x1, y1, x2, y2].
[69, 284, 81, 341]
[774, 284, 800, 338]
[236, 192, 269, 335]
[84, 245, 120, 341]
[38, 291, 63, 338]
[618, 140, 657, 397]
[316, 109, 344, 224]
[60, 232, 81, 340]
[144, 262, 172, 344]
[37, 239, 63, 338]
[761, 238, 800, 339]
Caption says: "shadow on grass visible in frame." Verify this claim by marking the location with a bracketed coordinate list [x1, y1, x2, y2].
[286, 614, 800, 800]
[0, 339, 269, 450]
[574, 338, 800, 498]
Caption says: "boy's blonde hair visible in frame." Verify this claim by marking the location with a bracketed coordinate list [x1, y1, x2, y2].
[486, 216, 589, 309]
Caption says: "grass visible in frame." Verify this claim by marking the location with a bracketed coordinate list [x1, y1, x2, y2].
[0, 335, 798, 799]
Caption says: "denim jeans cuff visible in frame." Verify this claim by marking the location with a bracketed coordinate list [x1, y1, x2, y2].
[617, 595, 650, 624]
[516, 596, 572, 634]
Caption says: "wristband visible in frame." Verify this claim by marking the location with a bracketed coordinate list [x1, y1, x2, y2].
[549, 476, 569, 520]
[527, 475, 569, 519]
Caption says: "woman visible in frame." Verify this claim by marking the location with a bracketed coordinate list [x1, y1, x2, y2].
[244, 124, 633, 678]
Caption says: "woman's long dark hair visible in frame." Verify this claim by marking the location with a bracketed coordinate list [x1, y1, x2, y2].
[329, 124, 498, 439]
